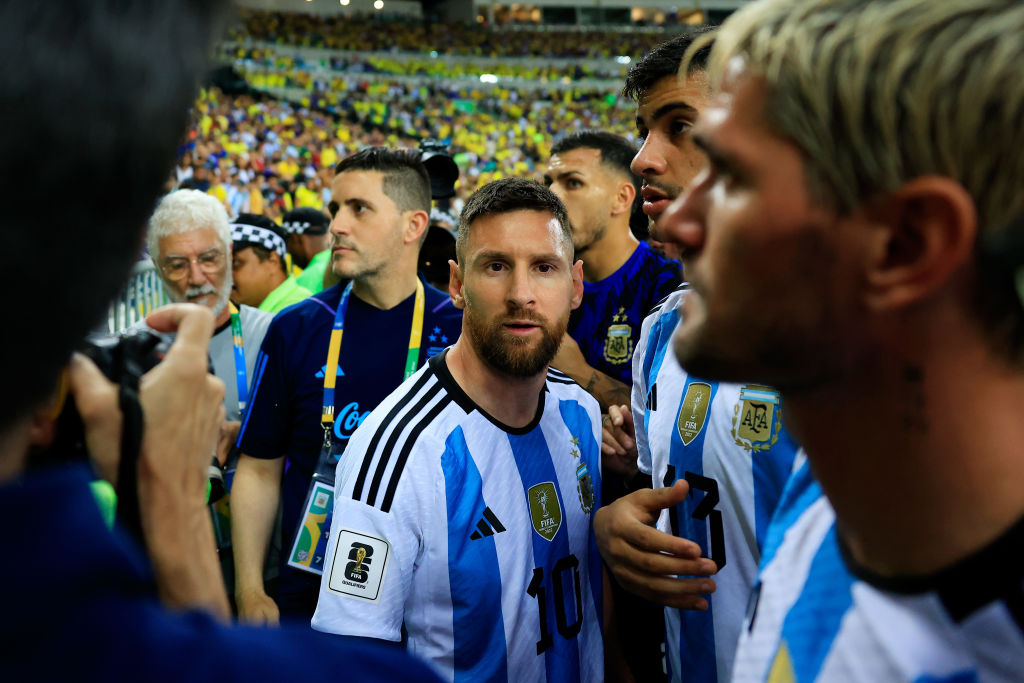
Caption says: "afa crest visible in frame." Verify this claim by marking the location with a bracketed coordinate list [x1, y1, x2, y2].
[602, 308, 634, 365]
[576, 462, 594, 513]
[677, 382, 712, 445]
[528, 482, 562, 541]
[732, 385, 783, 453]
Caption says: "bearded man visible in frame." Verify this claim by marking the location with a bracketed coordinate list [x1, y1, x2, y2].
[312, 177, 607, 683]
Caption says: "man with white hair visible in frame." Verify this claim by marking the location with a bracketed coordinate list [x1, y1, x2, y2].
[147, 189, 272, 433]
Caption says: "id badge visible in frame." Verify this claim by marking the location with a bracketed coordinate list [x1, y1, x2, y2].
[287, 474, 335, 575]
[287, 437, 344, 575]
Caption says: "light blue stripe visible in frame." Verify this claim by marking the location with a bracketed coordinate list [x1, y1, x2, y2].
[760, 461, 821, 568]
[641, 307, 679, 448]
[508, 428, 581, 683]
[781, 526, 855, 683]
[558, 399, 603, 634]
[752, 427, 799, 552]
[440, 427, 508, 682]
[740, 389, 779, 403]
[668, 376, 719, 683]
[236, 350, 268, 446]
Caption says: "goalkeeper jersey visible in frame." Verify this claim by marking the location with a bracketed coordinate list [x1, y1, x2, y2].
[733, 460, 1024, 682]
[633, 285, 800, 682]
[312, 351, 604, 683]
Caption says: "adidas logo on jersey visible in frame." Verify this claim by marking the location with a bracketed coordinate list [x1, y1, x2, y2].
[469, 507, 506, 540]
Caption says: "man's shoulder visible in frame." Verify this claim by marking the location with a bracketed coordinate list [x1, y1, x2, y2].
[422, 282, 461, 323]
[545, 367, 600, 413]
[239, 303, 273, 338]
[265, 285, 340, 333]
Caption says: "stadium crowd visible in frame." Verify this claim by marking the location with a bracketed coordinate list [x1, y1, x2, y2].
[229, 10, 678, 58]
[9, 1, 1024, 682]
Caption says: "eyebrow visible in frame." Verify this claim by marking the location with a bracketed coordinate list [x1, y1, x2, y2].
[473, 249, 565, 265]
[163, 247, 222, 260]
[636, 101, 700, 128]
[543, 170, 584, 184]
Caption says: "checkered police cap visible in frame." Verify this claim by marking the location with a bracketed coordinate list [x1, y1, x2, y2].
[231, 222, 286, 258]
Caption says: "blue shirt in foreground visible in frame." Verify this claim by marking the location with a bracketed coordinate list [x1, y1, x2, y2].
[1, 464, 443, 683]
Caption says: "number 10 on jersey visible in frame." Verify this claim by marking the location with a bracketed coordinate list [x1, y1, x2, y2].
[526, 554, 583, 654]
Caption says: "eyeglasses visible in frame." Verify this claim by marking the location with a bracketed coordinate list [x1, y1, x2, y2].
[160, 249, 226, 281]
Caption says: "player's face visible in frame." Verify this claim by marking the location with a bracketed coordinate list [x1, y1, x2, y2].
[230, 246, 278, 309]
[544, 148, 616, 254]
[660, 63, 864, 391]
[156, 226, 232, 316]
[631, 73, 711, 237]
[327, 170, 406, 282]
[452, 210, 584, 378]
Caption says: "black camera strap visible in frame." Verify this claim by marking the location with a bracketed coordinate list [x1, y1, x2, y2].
[114, 382, 146, 547]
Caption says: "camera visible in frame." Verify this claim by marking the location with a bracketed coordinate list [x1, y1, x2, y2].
[419, 138, 459, 202]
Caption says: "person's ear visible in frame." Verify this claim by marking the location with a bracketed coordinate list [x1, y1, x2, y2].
[861, 176, 977, 312]
[610, 179, 637, 218]
[570, 259, 584, 309]
[448, 259, 465, 309]
[405, 210, 429, 246]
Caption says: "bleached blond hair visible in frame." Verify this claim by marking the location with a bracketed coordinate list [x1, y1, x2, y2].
[693, 0, 1024, 231]
[692, 0, 1024, 357]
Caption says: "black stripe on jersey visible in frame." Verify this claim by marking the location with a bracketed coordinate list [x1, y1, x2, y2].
[351, 370, 434, 503]
[647, 281, 690, 317]
[380, 396, 453, 513]
[546, 375, 577, 386]
[547, 367, 571, 379]
[365, 383, 444, 508]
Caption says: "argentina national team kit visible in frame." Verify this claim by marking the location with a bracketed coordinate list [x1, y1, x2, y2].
[633, 285, 800, 682]
[313, 352, 605, 682]
[237, 281, 462, 612]
[732, 460, 1024, 682]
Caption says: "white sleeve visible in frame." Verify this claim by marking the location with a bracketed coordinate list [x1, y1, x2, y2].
[311, 425, 441, 641]
[633, 310, 656, 476]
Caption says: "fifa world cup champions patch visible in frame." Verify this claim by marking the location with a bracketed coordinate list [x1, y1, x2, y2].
[327, 529, 390, 602]
[677, 381, 712, 445]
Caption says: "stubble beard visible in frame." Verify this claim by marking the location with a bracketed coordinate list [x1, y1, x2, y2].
[465, 301, 566, 378]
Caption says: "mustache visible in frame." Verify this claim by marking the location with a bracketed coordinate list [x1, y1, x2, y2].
[184, 284, 218, 298]
[642, 179, 683, 199]
[331, 236, 356, 250]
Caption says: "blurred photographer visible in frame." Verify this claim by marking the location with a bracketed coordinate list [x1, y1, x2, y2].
[1, 2, 441, 681]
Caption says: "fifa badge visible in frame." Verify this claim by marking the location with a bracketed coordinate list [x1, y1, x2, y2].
[677, 381, 712, 445]
[528, 482, 562, 541]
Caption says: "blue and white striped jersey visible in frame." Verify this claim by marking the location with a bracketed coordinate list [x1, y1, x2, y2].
[312, 351, 604, 683]
[733, 460, 1024, 683]
[633, 286, 800, 682]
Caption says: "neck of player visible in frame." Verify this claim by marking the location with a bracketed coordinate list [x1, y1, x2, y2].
[445, 336, 546, 429]
[579, 223, 638, 283]
[352, 268, 420, 310]
[782, 304, 1024, 579]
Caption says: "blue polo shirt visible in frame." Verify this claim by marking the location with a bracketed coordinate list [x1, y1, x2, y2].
[568, 242, 681, 387]
[238, 280, 462, 613]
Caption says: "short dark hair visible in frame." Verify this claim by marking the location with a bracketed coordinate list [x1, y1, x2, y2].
[233, 213, 287, 273]
[551, 130, 638, 182]
[335, 147, 431, 214]
[457, 178, 572, 264]
[0, 0, 226, 429]
[550, 130, 647, 238]
[623, 27, 716, 102]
